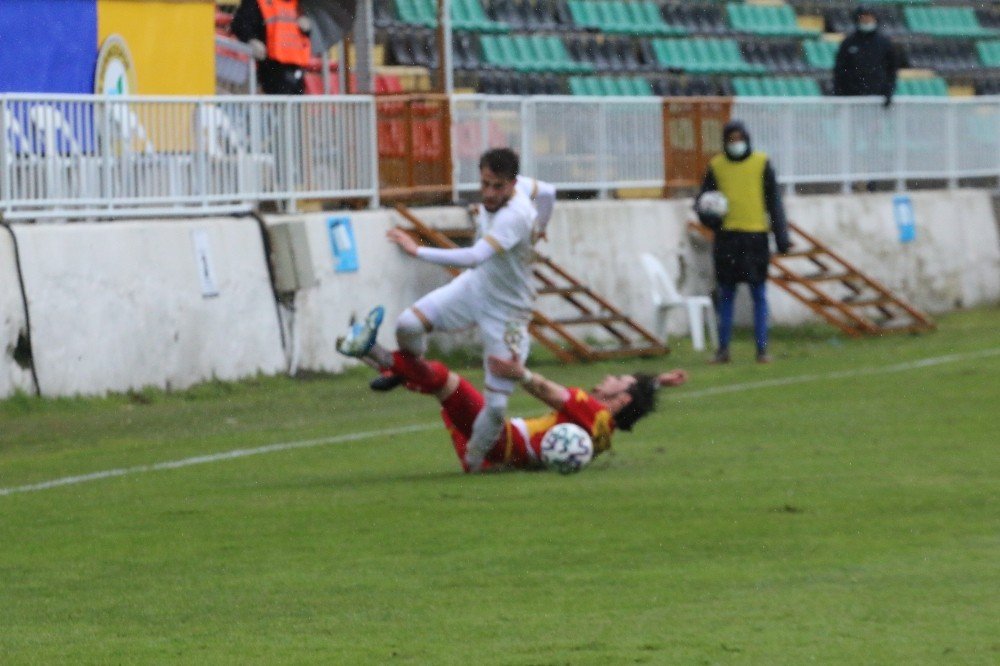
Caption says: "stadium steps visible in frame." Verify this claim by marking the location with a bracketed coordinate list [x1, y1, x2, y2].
[688, 221, 934, 337]
[394, 203, 669, 362]
[769, 223, 936, 337]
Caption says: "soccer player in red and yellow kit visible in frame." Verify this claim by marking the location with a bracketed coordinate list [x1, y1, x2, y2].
[360, 344, 687, 473]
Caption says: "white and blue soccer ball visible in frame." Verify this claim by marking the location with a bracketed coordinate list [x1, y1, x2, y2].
[540, 423, 594, 475]
[696, 190, 729, 218]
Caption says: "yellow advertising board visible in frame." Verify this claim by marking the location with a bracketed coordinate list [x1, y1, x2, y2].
[97, 0, 216, 95]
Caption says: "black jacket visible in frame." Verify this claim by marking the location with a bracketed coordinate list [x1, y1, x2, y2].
[833, 29, 898, 99]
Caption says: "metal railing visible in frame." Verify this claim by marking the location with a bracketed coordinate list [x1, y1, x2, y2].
[732, 96, 1000, 191]
[451, 95, 665, 196]
[450, 94, 1000, 194]
[0, 93, 378, 220]
[3, 93, 998, 221]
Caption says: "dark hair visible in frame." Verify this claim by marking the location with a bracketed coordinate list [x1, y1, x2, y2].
[479, 148, 519, 180]
[614, 373, 659, 432]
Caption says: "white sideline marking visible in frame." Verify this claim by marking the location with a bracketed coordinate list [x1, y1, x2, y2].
[1, 348, 997, 498]
[673, 347, 1000, 400]
[0, 423, 436, 497]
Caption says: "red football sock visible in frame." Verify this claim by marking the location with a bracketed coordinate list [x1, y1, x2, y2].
[391, 351, 449, 394]
[440, 376, 485, 437]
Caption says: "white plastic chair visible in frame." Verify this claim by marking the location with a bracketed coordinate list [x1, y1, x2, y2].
[640, 252, 719, 352]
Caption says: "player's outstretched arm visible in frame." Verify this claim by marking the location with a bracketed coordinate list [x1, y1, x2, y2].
[658, 369, 688, 387]
[487, 355, 570, 410]
[387, 227, 496, 268]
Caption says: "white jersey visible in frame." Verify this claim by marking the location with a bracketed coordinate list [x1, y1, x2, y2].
[471, 188, 537, 311]
[515, 175, 556, 240]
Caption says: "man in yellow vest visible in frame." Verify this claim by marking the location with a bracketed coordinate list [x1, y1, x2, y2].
[697, 120, 791, 364]
[233, 0, 313, 94]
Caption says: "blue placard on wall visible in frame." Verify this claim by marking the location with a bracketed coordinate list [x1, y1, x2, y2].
[893, 194, 916, 244]
[328, 216, 358, 273]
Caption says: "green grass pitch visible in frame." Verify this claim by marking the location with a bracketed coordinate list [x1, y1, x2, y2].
[1, 308, 998, 664]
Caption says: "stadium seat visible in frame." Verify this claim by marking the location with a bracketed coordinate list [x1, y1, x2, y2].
[662, 3, 729, 36]
[394, 0, 436, 28]
[904, 7, 998, 39]
[727, 3, 821, 39]
[803, 39, 838, 71]
[895, 77, 949, 96]
[452, 32, 482, 70]
[976, 40, 1000, 67]
[651, 38, 766, 75]
[823, 6, 908, 38]
[568, 75, 654, 96]
[374, 0, 402, 30]
[731, 76, 822, 97]
[489, 0, 526, 30]
[523, 0, 564, 31]
[906, 41, 979, 73]
[742, 40, 808, 74]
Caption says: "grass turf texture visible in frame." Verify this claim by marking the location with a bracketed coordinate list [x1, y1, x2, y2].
[1, 308, 998, 664]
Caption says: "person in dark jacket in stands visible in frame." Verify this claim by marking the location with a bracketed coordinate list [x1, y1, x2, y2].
[696, 120, 791, 364]
[833, 4, 898, 107]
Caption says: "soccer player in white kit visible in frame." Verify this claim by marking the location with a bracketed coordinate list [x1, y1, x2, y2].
[385, 148, 539, 471]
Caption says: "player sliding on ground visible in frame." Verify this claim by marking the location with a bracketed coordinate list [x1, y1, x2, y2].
[337, 307, 688, 473]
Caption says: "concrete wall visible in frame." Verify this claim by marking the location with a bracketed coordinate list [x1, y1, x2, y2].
[0, 188, 996, 399]
[763, 190, 1000, 325]
[0, 230, 35, 396]
[11, 218, 285, 397]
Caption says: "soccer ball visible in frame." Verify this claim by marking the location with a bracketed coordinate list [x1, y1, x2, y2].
[540, 423, 594, 475]
[697, 190, 728, 218]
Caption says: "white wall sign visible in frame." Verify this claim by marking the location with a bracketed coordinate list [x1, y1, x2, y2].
[191, 229, 220, 297]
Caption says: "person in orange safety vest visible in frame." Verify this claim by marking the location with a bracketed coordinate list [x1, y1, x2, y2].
[232, 0, 313, 94]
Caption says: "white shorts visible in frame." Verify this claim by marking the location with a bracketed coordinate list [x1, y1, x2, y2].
[412, 272, 531, 394]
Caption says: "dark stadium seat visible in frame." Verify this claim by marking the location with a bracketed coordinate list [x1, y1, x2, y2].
[489, 0, 526, 30]
[525, 0, 564, 32]
[906, 41, 980, 73]
[374, 0, 401, 30]
[741, 40, 808, 75]
[824, 6, 908, 38]
[974, 77, 1000, 95]
[452, 32, 482, 70]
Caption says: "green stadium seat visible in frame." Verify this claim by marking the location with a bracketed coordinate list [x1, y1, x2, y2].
[543, 35, 593, 73]
[803, 40, 839, 70]
[651, 38, 764, 75]
[479, 34, 517, 69]
[459, 0, 510, 32]
[731, 76, 822, 97]
[896, 77, 949, 96]
[566, 75, 654, 96]
[638, 1, 687, 37]
[394, 0, 436, 28]
[975, 40, 1000, 67]
[727, 2, 820, 38]
[904, 7, 998, 39]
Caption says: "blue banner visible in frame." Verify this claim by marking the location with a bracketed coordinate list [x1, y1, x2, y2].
[0, 0, 98, 93]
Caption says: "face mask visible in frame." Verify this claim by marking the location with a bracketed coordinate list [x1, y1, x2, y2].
[725, 141, 748, 159]
[858, 21, 876, 32]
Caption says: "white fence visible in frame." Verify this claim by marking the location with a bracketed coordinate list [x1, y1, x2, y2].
[732, 96, 1000, 191]
[0, 94, 378, 220]
[451, 95, 665, 194]
[450, 94, 1000, 193]
[2, 93, 999, 221]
